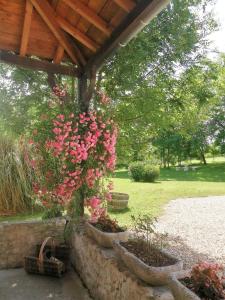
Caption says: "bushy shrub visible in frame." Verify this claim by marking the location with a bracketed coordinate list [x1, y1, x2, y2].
[129, 161, 144, 182]
[190, 262, 225, 299]
[142, 165, 160, 182]
[129, 161, 160, 182]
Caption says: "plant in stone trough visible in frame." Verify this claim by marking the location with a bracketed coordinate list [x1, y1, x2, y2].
[112, 214, 182, 286]
[127, 214, 169, 266]
[93, 214, 125, 233]
[182, 262, 225, 299]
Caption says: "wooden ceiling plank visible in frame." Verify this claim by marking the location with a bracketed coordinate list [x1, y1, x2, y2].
[29, 0, 80, 66]
[63, 0, 113, 36]
[114, 0, 135, 13]
[20, 0, 33, 56]
[0, 50, 80, 77]
[57, 16, 99, 52]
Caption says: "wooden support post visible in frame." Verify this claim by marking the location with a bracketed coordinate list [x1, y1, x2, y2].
[76, 68, 96, 216]
[78, 73, 88, 112]
[78, 67, 96, 112]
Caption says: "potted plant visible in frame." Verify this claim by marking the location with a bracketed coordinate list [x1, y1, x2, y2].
[169, 262, 225, 300]
[113, 214, 183, 286]
[107, 192, 129, 210]
[85, 214, 129, 248]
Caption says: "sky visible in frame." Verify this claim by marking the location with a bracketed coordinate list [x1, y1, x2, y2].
[209, 0, 225, 54]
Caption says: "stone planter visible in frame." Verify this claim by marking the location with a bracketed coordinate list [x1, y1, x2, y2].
[113, 240, 183, 286]
[168, 270, 200, 300]
[108, 192, 129, 210]
[85, 221, 129, 248]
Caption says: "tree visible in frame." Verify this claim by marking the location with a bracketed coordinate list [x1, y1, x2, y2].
[97, 0, 217, 163]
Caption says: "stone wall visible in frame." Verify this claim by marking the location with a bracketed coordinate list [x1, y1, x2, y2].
[70, 231, 174, 300]
[0, 218, 65, 269]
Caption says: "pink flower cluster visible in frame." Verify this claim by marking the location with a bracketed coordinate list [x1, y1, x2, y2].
[33, 104, 117, 218]
[53, 85, 66, 98]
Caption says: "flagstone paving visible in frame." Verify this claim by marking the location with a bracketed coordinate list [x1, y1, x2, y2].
[0, 268, 91, 300]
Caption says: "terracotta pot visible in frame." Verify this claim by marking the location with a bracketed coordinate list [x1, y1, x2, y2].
[85, 221, 129, 248]
[113, 240, 183, 286]
[108, 192, 129, 211]
[168, 270, 200, 300]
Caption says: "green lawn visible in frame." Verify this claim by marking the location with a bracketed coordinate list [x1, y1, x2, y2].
[0, 212, 42, 223]
[1, 158, 225, 226]
[109, 159, 225, 226]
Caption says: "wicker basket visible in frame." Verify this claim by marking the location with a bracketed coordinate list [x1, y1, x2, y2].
[108, 192, 129, 210]
[35, 243, 70, 268]
[24, 237, 66, 277]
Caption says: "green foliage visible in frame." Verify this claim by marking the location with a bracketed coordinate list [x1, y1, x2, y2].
[42, 204, 63, 220]
[190, 262, 225, 299]
[129, 162, 144, 182]
[142, 164, 160, 182]
[0, 64, 78, 136]
[0, 136, 33, 213]
[129, 161, 160, 182]
[97, 0, 218, 164]
[131, 214, 168, 256]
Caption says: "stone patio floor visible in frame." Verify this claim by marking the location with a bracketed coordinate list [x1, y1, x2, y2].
[0, 268, 91, 300]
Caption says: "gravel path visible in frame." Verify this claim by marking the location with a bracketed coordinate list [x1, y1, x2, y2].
[157, 196, 225, 269]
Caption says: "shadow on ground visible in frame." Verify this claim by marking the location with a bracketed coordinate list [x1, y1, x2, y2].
[0, 268, 91, 300]
[163, 234, 225, 270]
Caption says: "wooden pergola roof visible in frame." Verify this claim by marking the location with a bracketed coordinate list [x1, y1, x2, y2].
[0, 0, 169, 77]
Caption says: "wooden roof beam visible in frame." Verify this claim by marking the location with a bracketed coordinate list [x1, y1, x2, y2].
[62, 0, 113, 37]
[0, 51, 80, 77]
[114, 0, 135, 13]
[84, 0, 170, 73]
[57, 16, 100, 52]
[30, 0, 82, 66]
[20, 0, 33, 56]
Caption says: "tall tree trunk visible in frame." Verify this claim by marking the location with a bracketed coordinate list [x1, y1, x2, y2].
[200, 149, 207, 165]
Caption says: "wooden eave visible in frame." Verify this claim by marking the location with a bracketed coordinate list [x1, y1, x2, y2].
[0, 0, 170, 76]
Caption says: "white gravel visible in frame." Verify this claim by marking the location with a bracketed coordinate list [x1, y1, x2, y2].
[156, 196, 225, 269]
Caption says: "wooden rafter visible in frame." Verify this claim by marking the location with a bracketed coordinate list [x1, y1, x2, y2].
[62, 0, 113, 37]
[69, 37, 87, 67]
[54, 46, 64, 64]
[0, 50, 80, 77]
[57, 16, 100, 52]
[20, 0, 33, 56]
[30, 0, 81, 66]
[53, 0, 67, 64]
[51, 0, 59, 10]
[114, 0, 135, 13]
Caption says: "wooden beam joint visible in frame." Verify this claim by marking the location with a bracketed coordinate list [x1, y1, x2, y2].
[78, 67, 96, 112]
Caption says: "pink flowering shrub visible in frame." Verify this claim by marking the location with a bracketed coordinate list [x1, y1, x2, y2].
[189, 262, 225, 299]
[30, 89, 117, 220]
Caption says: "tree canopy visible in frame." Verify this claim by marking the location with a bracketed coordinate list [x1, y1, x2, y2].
[0, 0, 224, 166]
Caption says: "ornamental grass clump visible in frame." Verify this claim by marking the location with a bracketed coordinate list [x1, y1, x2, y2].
[0, 136, 33, 214]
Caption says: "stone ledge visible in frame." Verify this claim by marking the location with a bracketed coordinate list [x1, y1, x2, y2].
[70, 231, 174, 300]
[0, 218, 65, 269]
